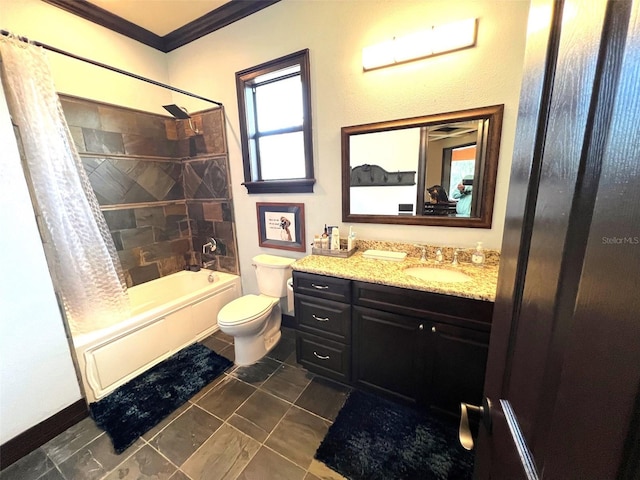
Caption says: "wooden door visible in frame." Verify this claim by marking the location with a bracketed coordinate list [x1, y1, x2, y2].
[472, 0, 640, 478]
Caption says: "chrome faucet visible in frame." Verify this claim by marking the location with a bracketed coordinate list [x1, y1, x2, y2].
[202, 237, 217, 255]
[414, 244, 427, 262]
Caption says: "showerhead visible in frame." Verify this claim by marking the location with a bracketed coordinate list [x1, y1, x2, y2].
[163, 104, 191, 119]
[162, 104, 201, 135]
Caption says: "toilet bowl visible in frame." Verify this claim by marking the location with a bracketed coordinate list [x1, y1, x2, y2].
[217, 254, 295, 365]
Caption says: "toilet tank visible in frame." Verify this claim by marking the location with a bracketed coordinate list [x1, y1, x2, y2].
[253, 254, 296, 297]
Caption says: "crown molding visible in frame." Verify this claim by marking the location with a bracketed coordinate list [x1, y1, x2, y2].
[164, 0, 281, 52]
[42, 0, 281, 53]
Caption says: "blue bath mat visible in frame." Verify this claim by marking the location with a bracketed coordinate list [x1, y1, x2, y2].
[315, 389, 474, 480]
[89, 343, 232, 453]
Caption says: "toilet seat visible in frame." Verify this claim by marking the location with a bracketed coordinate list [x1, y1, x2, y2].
[218, 295, 275, 326]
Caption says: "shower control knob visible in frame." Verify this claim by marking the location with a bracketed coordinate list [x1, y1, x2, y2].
[419, 324, 424, 330]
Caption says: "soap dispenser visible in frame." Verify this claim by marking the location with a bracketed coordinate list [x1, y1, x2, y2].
[347, 227, 356, 251]
[471, 241, 485, 266]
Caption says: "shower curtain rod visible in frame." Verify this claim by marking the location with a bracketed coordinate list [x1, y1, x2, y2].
[0, 29, 223, 107]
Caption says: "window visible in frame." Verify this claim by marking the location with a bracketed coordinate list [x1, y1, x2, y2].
[236, 49, 315, 194]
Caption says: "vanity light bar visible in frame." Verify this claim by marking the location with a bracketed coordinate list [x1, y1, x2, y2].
[362, 18, 478, 71]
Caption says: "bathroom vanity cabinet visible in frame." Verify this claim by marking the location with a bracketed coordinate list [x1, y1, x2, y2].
[294, 273, 352, 383]
[293, 271, 493, 415]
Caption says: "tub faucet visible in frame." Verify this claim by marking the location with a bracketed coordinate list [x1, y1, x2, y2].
[202, 237, 217, 255]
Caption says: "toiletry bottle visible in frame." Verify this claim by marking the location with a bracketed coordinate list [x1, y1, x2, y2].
[435, 249, 443, 263]
[471, 241, 485, 265]
[347, 227, 356, 251]
[321, 225, 329, 250]
[331, 227, 340, 250]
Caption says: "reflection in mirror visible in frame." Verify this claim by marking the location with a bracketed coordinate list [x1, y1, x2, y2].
[342, 105, 504, 228]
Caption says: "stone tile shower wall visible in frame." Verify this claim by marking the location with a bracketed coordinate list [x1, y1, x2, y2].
[59, 95, 239, 287]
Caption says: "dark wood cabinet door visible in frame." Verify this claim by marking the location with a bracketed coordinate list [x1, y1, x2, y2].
[352, 306, 426, 404]
[427, 323, 489, 414]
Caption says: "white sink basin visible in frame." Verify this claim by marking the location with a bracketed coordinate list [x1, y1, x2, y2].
[403, 266, 472, 283]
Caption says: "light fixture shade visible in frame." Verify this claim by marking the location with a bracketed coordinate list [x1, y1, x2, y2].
[393, 29, 433, 63]
[362, 39, 395, 70]
[432, 18, 477, 54]
[362, 18, 478, 71]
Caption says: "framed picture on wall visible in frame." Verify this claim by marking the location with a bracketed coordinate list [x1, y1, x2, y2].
[256, 202, 306, 252]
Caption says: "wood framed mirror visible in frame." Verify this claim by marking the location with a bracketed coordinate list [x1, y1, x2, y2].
[341, 104, 504, 228]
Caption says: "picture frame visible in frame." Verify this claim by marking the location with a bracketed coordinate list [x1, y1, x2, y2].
[256, 202, 306, 252]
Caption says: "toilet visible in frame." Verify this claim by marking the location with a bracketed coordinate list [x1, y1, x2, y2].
[217, 254, 295, 365]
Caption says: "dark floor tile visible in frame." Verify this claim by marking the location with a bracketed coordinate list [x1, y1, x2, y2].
[307, 460, 347, 480]
[169, 471, 191, 480]
[233, 391, 291, 442]
[103, 445, 176, 479]
[261, 364, 314, 403]
[0, 448, 53, 480]
[149, 405, 222, 466]
[200, 335, 229, 354]
[42, 417, 104, 465]
[284, 351, 300, 367]
[196, 376, 256, 420]
[181, 424, 260, 480]
[220, 344, 235, 362]
[58, 433, 143, 480]
[38, 468, 65, 480]
[266, 336, 296, 362]
[295, 377, 351, 421]
[265, 406, 330, 470]
[226, 414, 271, 444]
[188, 372, 228, 403]
[142, 402, 191, 441]
[211, 330, 234, 344]
[236, 446, 305, 480]
[230, 356, 281, 386]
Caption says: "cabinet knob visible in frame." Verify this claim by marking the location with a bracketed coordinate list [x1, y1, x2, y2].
[419, 324, 424, 330]
[432, 326, 436, 333]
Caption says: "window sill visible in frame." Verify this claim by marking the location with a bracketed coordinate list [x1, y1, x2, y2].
[242, 179, 315, 194]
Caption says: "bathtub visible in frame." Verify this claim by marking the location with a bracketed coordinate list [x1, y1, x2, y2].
[73, 269, 241, 403]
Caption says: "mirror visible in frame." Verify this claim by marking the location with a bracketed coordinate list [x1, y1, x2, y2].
[342, 104, 504, 228]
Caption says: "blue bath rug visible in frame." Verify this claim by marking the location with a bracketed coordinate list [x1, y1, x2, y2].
[89, 343, 232, 453]
[315, 389, 474, 480]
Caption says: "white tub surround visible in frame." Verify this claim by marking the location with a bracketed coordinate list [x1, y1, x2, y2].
[73, 270, 241, 403]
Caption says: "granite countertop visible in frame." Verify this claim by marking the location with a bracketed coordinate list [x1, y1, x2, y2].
[292, 246, 499, 302]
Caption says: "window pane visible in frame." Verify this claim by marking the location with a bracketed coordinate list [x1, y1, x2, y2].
[255, 76, 303, 132]
[259, 132, 305, 180]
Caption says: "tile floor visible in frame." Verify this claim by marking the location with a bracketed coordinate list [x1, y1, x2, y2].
[0, 328, 350, 480]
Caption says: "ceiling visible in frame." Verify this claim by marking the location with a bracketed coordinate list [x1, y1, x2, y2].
[42, 0, 281, 52]
[88, 0, 230, 37]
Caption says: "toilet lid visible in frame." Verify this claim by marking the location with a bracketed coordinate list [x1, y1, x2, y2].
[218, 295, 274, 326]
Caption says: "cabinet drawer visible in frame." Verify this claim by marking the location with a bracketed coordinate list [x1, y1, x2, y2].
[293, 271, 351, 303]
[296, 332, 351, 383]
[295, 294, 351, 342]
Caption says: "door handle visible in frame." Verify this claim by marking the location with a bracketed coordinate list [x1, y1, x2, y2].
[459, 397, 492, 450]
[312, 314, 329, 322]
[311, 283, 329, 290]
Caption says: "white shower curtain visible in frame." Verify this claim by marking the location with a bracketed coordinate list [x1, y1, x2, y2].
[0, 35, 130, 335]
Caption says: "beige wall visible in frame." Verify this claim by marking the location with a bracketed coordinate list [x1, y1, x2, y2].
[166, 0, 530, 294]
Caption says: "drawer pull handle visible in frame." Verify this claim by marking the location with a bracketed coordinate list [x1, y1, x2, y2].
[312, 314, 329, 322]
[311, 283, 329, 290]
[313, 351, 330, 360]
